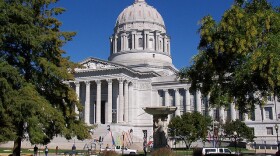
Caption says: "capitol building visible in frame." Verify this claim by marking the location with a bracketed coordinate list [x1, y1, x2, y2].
[68, 0, 280, 148]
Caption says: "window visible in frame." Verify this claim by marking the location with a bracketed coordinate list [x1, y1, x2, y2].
[267, 127, 273, 135]
[250, 111, 255, 121]
[117, 38, 121, 51]
[149, 38, 154, 50]
[268, 96, 273, 101]
[265, 107, 273, 120]
[250, 127, 255, 136]
[239, 113, 244, 121]
[138, 38, 143, 48]
[128, 36, 132, 50]
[214, 109, 219, 121]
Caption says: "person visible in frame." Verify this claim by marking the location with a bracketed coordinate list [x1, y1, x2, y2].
[33, 145, 38, 156]
[143, 138, 147, 156]
[44, 146, 48, 156]
[72, 144, 76, 155]
[106, 144, 109, 150]
[55, 146, 58, 155]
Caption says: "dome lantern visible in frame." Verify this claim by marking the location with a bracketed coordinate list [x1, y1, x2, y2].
[135, 0, 145, 3]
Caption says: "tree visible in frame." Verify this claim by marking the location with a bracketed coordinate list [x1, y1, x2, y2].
[183, 0, 280, 114]
[0, 1, 91, 155]
[168, 112, 212, 149]
[223, 119, 255, 142]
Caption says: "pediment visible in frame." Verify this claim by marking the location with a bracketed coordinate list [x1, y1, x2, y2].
[78, 57, 120, 70]
[75, 57, 161, 78]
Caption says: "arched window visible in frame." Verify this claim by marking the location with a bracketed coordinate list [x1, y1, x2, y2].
[138, 38, 143, 48]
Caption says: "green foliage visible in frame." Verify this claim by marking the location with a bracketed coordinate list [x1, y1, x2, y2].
[0, 0, 91, 155]
[168, 112, 212, 148]
[151, 147, 175, 156]
[184, 0, 280, 113]
[223, 120, 255, 142]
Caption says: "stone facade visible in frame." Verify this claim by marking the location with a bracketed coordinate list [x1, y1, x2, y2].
[68, 0, 280, 146]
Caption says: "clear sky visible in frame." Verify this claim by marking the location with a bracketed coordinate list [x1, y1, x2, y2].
[55, 0, 279, 69]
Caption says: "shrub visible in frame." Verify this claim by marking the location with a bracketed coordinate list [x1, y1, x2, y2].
[151, 147, 175, 156]
[100, 150, 120, 156]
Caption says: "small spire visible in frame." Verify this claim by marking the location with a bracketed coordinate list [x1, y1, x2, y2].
[135, 0, 145, 3]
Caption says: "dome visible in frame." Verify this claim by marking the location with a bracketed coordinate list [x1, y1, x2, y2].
[116, 0, 165, 28]
[109, 0, 177, 75]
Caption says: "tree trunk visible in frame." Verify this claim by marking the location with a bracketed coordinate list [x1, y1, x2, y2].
[13, 137, 22, 156]
[13, 121, 24, 156]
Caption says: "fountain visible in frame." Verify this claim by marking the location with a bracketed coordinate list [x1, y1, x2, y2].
[143, 106, 177, 149]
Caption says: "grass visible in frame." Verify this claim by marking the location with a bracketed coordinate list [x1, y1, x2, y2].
[0, 147, 255, 156]
[0, 148, 89, 155]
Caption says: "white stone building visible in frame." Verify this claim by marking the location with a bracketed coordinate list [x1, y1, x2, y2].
[68, 0, 280, 147]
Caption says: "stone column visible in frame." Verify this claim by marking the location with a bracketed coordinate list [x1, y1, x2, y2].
[175, 89, 180, 116]
[124, 34, 127, 51]
[255, 105, 262, 121]
[124, 81, 129, 123]
[220, 107, 225, 123]
[196, 90, 202, 113]
[185, 88, 191, 112]
[132, 32, 136, 50]
[118, 78, 124, 123]
[110, 37, 113, 54]
[155, 32, 159, 51]
[74, 82, 80, 115]
[107, 79, 113, 123]
[167, 38, 171, 55]
[230, 103, 237, 121]
[85, 81, 91, 125]
[209, 108, 214, 120]
[114, 36, 118, 53]
[164, 89, 169, 106]
[135, 34, 139, 50]
[144, 31, 148, 50]
[163, 35, 167, 53]
[244, 113, 249, 121]
[157, 90, 160, 107]
[128, 83, 133, 123]
[121, 35, 124, 51]
[262, 107, 265, 120]
[96, 80, 101, 124]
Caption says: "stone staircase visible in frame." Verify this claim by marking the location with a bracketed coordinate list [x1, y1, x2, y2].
[90, 124, 143, 151]
[0, 124, 145, 152]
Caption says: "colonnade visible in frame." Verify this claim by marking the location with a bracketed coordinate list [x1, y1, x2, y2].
[157, 88, 238, 122]
[73, 80, 241, 125]
[158, 88, 203, 116]
[110, 30, 170, 54]
[73, 78, 133, 125]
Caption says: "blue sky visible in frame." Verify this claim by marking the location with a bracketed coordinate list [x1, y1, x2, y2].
[55, 0, 279, 69]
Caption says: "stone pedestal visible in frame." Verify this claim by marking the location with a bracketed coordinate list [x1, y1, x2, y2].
[143, 106, 177, 149]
